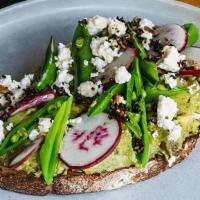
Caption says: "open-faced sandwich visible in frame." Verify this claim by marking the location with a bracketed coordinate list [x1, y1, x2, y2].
[0, 16, 200, 195]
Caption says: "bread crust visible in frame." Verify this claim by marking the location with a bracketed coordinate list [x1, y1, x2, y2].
[0, 135, 198, 195]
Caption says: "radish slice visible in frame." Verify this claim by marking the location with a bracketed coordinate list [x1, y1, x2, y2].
[155, 24, 188, 52]
[60, 113, 121, 169]
[94, 48, 137, 84]
[9, 137, 43, 168]
[182, 46, 200, 64]
[9, 90, 56, 116]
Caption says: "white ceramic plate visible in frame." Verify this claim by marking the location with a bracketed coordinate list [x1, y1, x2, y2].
[0, 0, 200, 199]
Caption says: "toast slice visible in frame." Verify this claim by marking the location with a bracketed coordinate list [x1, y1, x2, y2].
[0, 134, 198, 195]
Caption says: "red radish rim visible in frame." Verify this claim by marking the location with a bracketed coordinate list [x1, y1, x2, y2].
[179, 69, 200, 76]
[9, 90, 57, 116]
[9, 137, 44, 168]
[59, 119, 122, 170]
[155, 24, 188, 52]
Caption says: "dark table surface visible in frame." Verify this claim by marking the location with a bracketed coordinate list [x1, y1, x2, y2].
[0, 0, 25, 9]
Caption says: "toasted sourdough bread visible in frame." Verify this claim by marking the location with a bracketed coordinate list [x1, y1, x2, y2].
[0, 134, 198, 195]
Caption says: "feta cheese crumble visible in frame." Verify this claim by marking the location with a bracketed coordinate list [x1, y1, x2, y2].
[162, 73, 177, 89]
[54, 43, 74, 95]
[91, 37, 121, 72]
[152, 130, 159, 138]
[78, 81, 98, 97]
[87, 15, 109, 35]
[38, 118, 53, 133]
[188, 82, 200, 94]
[115, 66, 131, 84]
[6, 123, 13, 131]
[139, 18, 155, 50]
[157, 95, 181, 141]
[29, 129, 40, 141]
[168, 156, 176, 167]
[0, 94, 7, 107]
[69, 117, 82, 126]
[158, 46, 185, 72]
[108, 18, 126, 36]
[193, 113, 200, 120]
[0, 120, 4, 144]
[0, 74, 34, 105]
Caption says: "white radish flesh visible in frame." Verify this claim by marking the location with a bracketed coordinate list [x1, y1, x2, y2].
[60, 113, 121, 169]
[95, 48, 137, 84]
[9, 137, 43, 168]
[155, 24, 188, 52]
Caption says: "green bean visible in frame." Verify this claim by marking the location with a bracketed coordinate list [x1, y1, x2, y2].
[130, 31, 147, 60]
[72, 21, 94, 89]
[126, 64, 135, 110]
[34, 36, 57, 91]
[88, 84, 125, 117]
[145, 86, 188, 102]
[125, 121, 142, 139]
[139, 60, 159, 85]
[184, 23, 199, 47]
[0, 96, 68, 155]
[40, 97, 72, 184]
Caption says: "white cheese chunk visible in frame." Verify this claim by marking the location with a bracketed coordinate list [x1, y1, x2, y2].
[162, 73, 177, 89]
[108, 18, 126, 36]
[139, 18, 155, 31]
[54, 44, 73, 95]
[20, 74, 34, 89]
[78, 81, 98, 97]
[0, 120, 4, 144]
[0, 94, 7, 107]
[168, 124, 182, 141]
[157, 95, 181, 141]
[168, 156, 176, 167]
[188, 82, 200, 94]
[87, 15, 109, 35]
[193, 113, 200, 120]
[38, 118, 53, 133]
[6, 123, 13, 131]
[158, 46, 185, 72]
[29, 129, 40, 141]
[90, 37, 121, 72]
[69, 117, 82, 126]
[115, 66, 131, 84]
[139, 18, 155, 50]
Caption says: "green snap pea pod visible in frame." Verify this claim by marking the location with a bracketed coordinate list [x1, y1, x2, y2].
[139, 60, 159, 85]
[126, 64, 135, 110]
[132, 58, 143, 97]
[0, 96, 68, 155]
[88, 84, 125, 117]
[132, 58, 150, 167]
[138, 98, 151, 167]
[184, 23, 199, 47]
[145, 86, 188, 102]
[6, 108, 36, 127]
[130, 31, 147, 60]
[125, 121, 142, 139]
[72, 21, 94, 88]
[127, 112, 141, 124]
[34, 36, 57, 91]
[40, 97, 72, 185]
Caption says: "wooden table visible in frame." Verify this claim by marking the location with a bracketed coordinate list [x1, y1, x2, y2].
[179, 0, 200, 7]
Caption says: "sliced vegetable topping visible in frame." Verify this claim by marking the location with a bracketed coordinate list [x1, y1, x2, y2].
[60, 113, 121, 169]
[9, 137, 43, 168]
[40, 96, 72, 185]
[155, 24, 188, 51]
[8, 90, 57, 116]
[0, 96, 69, 155]
[34, 36, 57, 91]
[95, 48, 137, 84]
